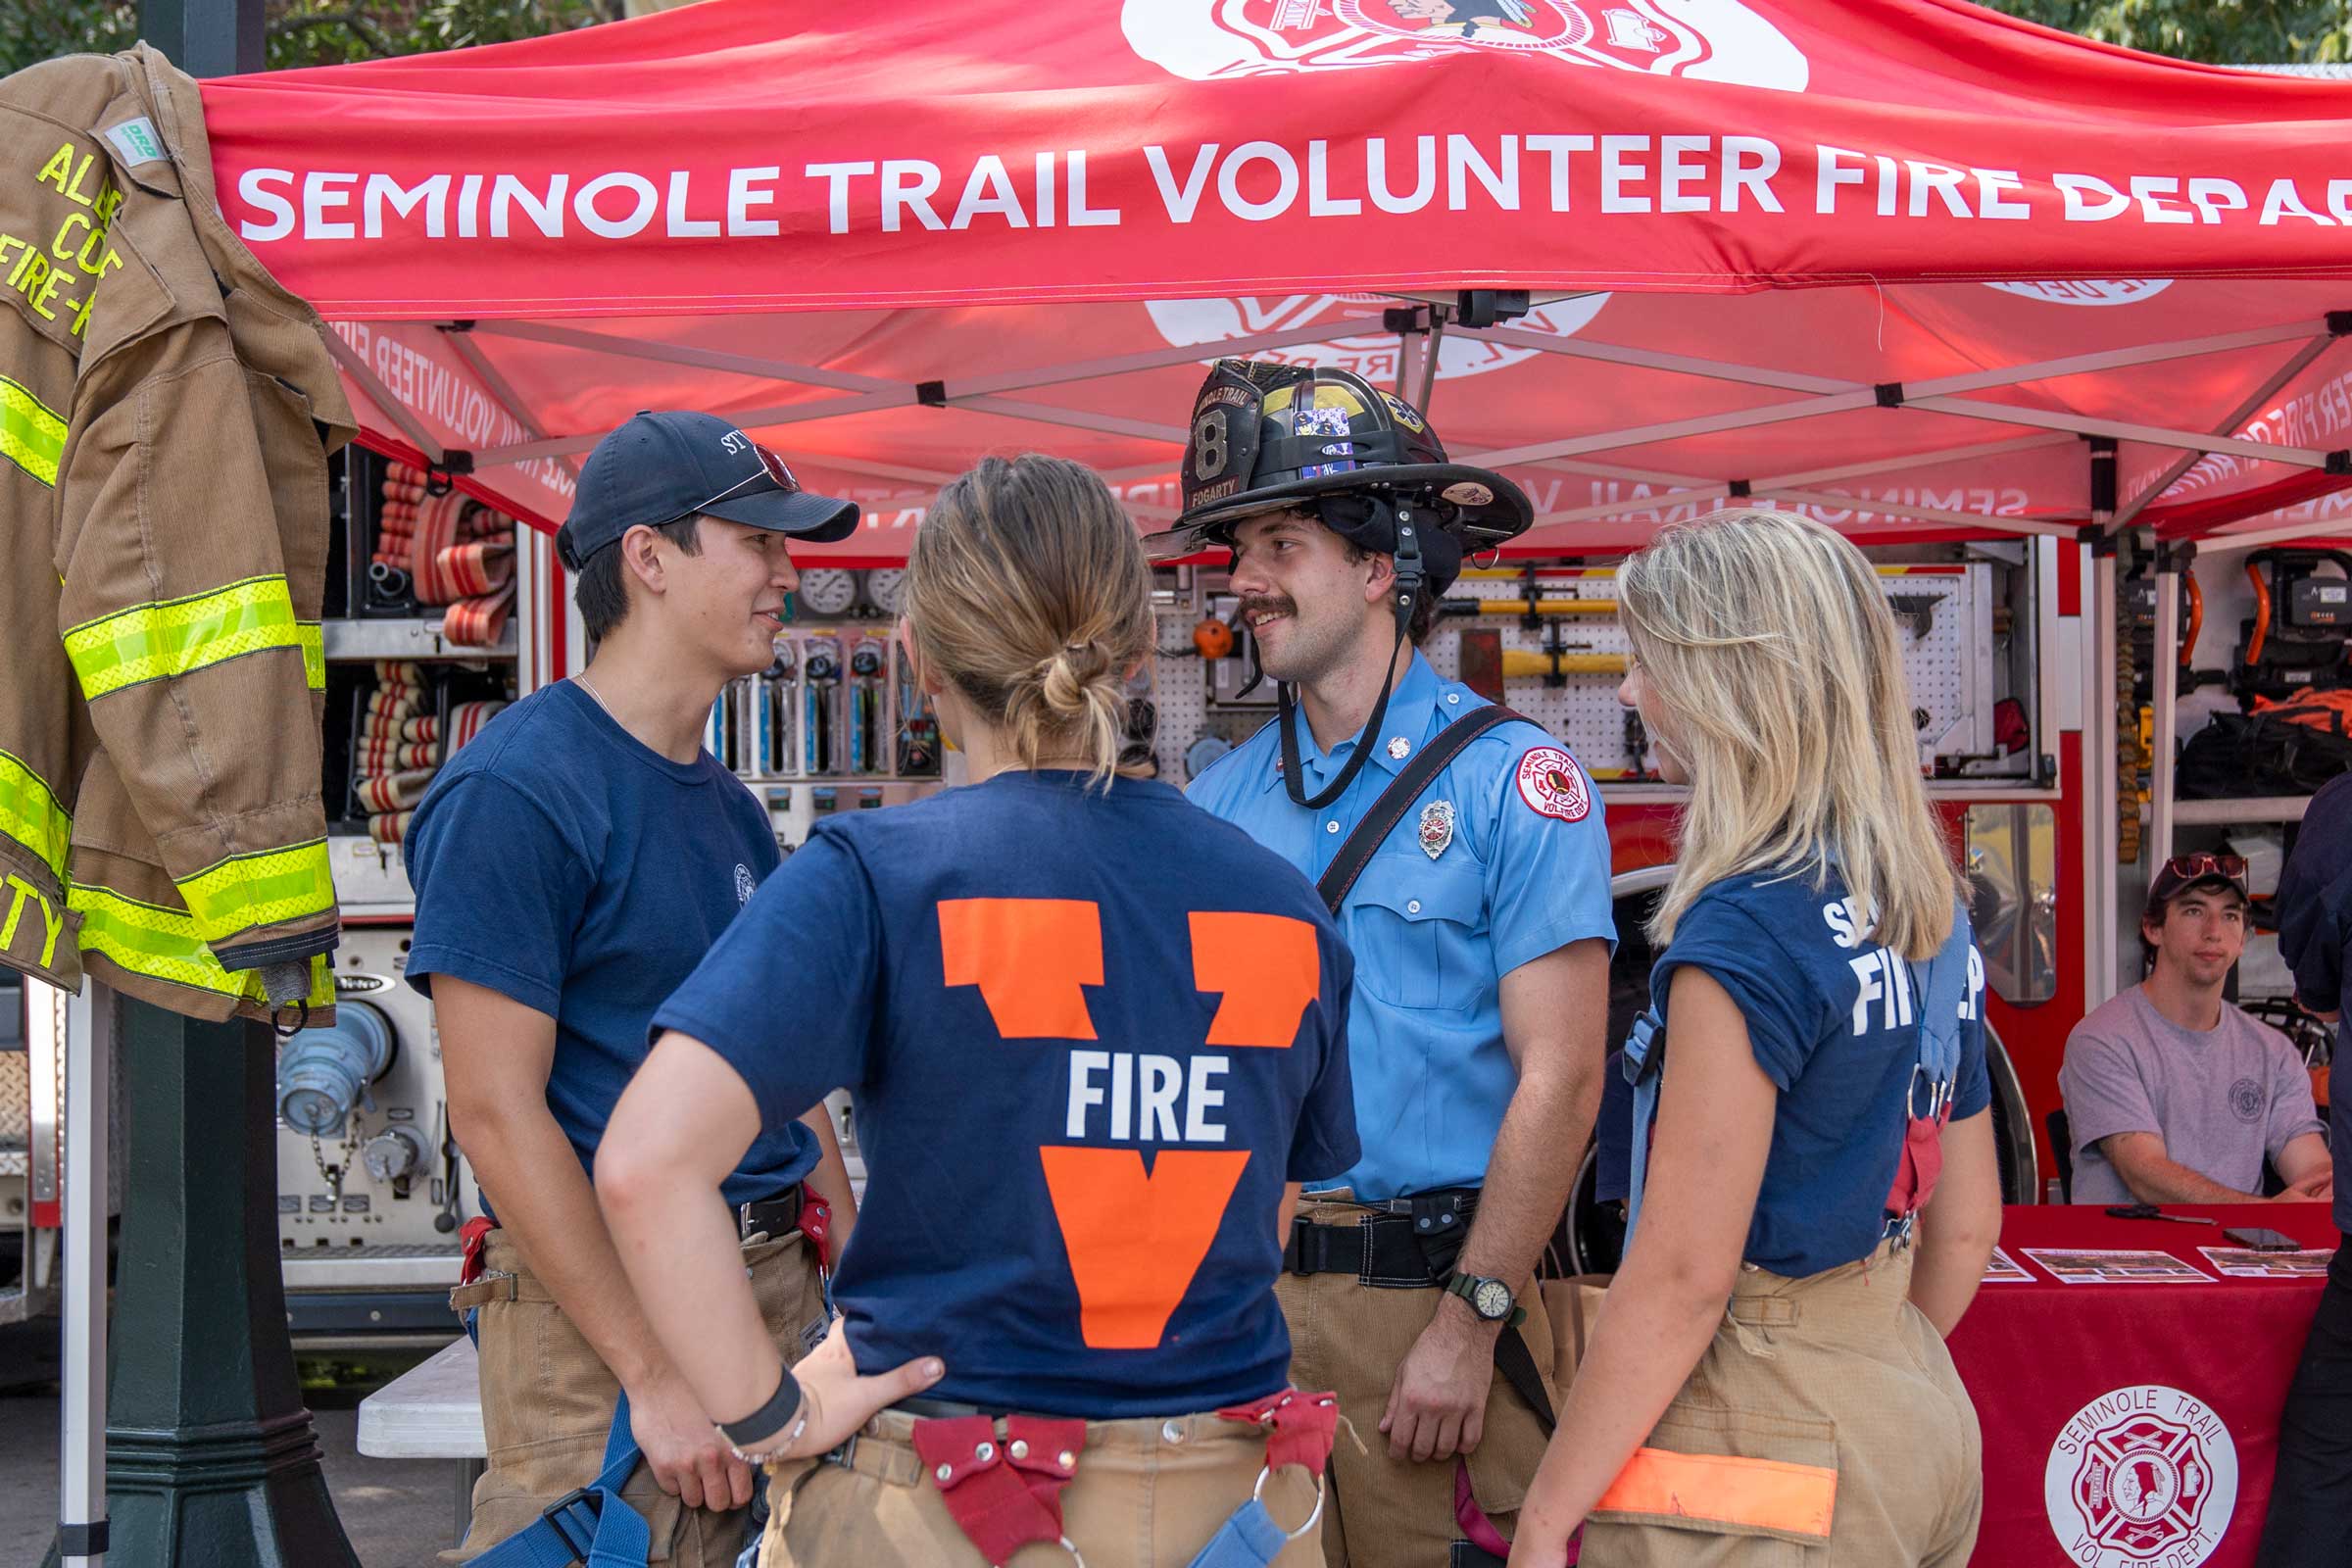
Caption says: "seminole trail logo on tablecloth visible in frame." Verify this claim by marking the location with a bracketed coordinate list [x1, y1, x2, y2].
[2045, 1385, 2238, 1568]
[1124, 1, 1810, 92]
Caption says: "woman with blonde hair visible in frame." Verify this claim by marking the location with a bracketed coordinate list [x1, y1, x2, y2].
[597, 454, 1358, 1566]
[1510, 510, 1999, 1567]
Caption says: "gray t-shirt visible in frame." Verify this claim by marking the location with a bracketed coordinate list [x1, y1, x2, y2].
[2060, 986, 2325, 1204]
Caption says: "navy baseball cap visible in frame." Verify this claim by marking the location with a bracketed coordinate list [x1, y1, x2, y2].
[556, 411, 860, 570]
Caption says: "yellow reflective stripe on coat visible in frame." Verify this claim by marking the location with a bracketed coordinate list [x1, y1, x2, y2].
[174, 838, 334, 944]
[63, 575, 303, 700]
[70, 884, 332, 1005]
[1593, 1446, 1838, 1539]
[0, 747, 72, 882]
[297, 621, 325, 690]
[0, 375, 67, 486]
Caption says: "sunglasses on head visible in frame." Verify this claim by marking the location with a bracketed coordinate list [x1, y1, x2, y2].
[2153, 853, 2248, 893]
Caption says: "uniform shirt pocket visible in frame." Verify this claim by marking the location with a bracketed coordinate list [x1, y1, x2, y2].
[1347, 859, 1487, 1011]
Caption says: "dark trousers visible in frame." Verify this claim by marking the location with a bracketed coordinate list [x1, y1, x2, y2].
[2257, 1236, 2352, 1568]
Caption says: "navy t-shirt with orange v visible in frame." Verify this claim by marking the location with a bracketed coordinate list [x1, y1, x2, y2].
[654, 770, 1359, 1418]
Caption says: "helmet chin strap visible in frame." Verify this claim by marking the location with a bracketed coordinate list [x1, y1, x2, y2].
[1278, 505, 1424, 811]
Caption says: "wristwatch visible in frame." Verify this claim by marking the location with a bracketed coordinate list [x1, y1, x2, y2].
[1445, 1272, 1517, 1323]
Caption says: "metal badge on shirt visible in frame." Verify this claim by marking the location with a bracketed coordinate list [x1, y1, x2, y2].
[1418, 800, 1455, 859]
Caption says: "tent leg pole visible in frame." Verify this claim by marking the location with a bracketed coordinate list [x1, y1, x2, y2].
[57, 984, 110, 1567]
[44, 1004, 359, 1568]
[2150, 563, 2181, 873]
[2087, 549, 2121, 1010]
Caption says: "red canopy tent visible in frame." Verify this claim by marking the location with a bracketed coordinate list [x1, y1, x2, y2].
[194, 0, 2352, 564]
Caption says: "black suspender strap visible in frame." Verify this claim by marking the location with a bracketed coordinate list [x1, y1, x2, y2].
[1314, 704, 1528, 914]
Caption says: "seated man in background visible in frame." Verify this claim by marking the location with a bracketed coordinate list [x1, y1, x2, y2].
[2061, 854, 2332, 1206]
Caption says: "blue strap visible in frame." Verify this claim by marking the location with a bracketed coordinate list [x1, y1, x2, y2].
[467, 1394, 651, 1568]
[1622, 1009, 1663, 1237]
[1184, 1497, 1292, 1568]
[1907, 904, 1975, 1096]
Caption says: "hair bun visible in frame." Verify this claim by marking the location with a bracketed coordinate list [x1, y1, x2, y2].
[1037, 640, 1113, 716]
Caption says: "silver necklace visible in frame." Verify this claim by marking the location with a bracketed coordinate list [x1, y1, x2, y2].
[573, 671, 615, 717]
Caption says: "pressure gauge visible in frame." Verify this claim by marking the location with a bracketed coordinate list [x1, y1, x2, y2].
[797, 569, 860, 618]
[863, 568, 907, 616]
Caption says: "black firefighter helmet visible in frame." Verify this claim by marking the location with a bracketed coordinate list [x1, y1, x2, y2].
[1142, 358, 1533, 597]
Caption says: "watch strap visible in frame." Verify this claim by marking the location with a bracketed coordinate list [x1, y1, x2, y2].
[716, 1365, 804, 1448]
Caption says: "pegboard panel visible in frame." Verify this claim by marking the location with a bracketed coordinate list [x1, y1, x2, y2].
[1148, 564, 1999, 786]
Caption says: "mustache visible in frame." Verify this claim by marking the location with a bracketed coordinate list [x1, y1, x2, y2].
[1237, 596, 1297, 621]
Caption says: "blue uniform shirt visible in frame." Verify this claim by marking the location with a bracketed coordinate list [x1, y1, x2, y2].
[403, 681, 817, 1215]
[1188, 652, 1615, 1200]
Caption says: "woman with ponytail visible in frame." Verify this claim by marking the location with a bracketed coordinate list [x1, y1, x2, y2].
[599, 454, 1359, 1566]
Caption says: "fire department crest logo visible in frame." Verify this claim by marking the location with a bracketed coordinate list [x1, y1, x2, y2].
[1418, 799, 1455, 858]
[734, 863, 759, 906]
[1146, 293, 1611, 384]
[2044, 1386, 2238, 1568]
[1514, 746, 1591, 822]
[1124, 1, 1809, 92]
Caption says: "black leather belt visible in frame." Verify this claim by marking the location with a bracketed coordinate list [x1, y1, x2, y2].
[894, 1395, 1023, 1420]
[738, 1184, 804, 1241]
[1284, 1189, 1479, 1288]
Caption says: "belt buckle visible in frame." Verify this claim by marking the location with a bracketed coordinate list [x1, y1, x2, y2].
[823, 1433, 858, 1472]
[538, 1486, 600, 1556]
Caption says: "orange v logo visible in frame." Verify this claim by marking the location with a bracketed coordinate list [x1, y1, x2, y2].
[938, 899, 1321, 1349]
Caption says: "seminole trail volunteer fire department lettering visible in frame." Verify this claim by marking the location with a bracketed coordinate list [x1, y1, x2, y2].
[1822, 892, 1987, 1035]
[0, 143, 126, 342]
[941, 896, 1320, 1351]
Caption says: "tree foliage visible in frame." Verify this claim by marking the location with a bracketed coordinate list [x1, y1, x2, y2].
[1978, 1, 2351, 65]
[1, 0, 614, 79]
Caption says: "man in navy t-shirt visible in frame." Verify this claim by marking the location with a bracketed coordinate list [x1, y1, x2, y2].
[648, 768, 1361, 1418]
[404, 413, 862, 1567]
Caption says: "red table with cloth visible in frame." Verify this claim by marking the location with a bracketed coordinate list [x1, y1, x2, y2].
[1945, 1202, 2337, 1568]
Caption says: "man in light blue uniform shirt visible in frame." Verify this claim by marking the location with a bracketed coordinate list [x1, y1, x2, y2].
[1153, 360, 1614, 1568]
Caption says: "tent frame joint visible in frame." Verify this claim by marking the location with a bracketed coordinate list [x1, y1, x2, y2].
[2082, 524, 2125, 559]
[1382, 306, 1428, 334]
[424, 450, 476, 495]
[1727, 478, 1752, 500]
[1873, 382, 1905, 409]
[2328, 310, 2352, 338]
[915, 380, 948, 408]
[1453, 290, 1530, 330]
[2329, 450, 2352, 476]
[2155, 539, 2198, 572]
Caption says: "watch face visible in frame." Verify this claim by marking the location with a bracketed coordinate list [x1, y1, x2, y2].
[798, 568, 860, 617]
[1473, 1279, 1512, 1320]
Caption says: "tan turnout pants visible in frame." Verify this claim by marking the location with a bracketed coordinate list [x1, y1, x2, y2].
[444, 1225, 828, 1567]
[1277, 1195, 1555, 1568]
[758, 1404, 1327, 1568]
[1583, 1242, 1984, 1566]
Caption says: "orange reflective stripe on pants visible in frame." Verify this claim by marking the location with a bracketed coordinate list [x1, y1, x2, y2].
[1593, 1446, 1838, 1540]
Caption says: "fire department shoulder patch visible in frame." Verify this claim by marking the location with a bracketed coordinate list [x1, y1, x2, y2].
[1514, 747, 1591, 823]
[2043, 1385, 2238, 1568]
